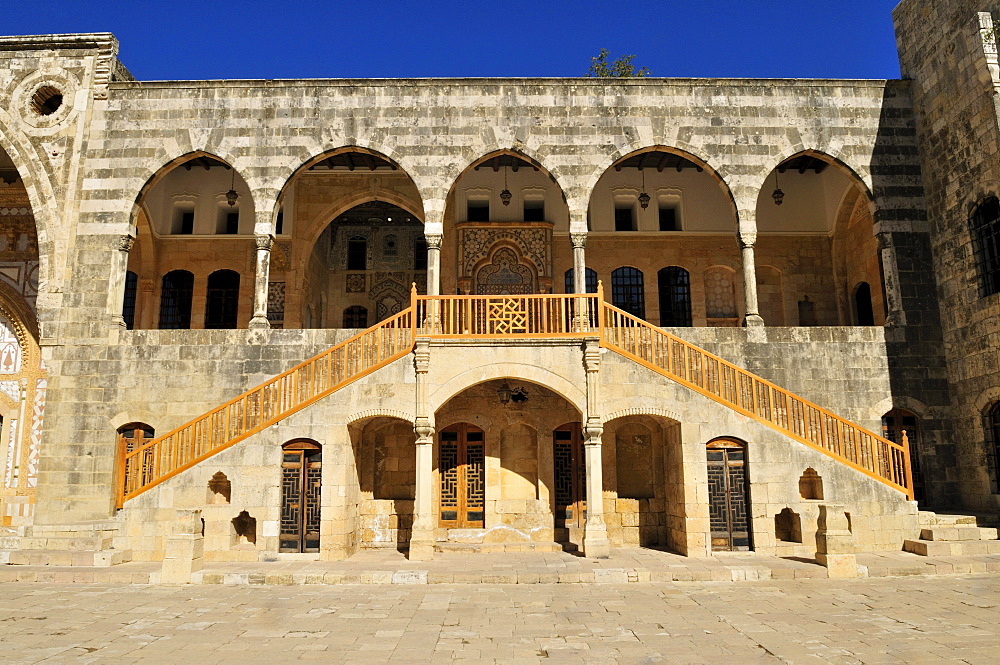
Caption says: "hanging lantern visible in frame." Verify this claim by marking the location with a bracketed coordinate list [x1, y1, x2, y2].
[500, 163, 512, 206]
[638, 166, 650, 209]
[497, 380, 513, 404]
[226, 166, 239, 207]
[772, 167, 784, 206]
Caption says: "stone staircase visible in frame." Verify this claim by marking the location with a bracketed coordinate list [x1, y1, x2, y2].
[0, 520, 131, 567]
[903, 511, 1000, 557]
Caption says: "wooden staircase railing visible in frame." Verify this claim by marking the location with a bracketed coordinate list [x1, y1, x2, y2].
[598, 296, 913, 499]
[116, 307, 415, 506]
[117, 285, 912, 505]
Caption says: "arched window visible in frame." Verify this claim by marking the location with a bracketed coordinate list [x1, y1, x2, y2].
[564, 268, 597, 294]
[205, 270, 240, 329]
[347, 237, 367, 271]
[343, 306, 368, 328]
[982, 402, 1000, 493]
[122, 270, 138, 330]
[882, 408, 925, 502]
[611, 267, 645, 319]
[854, 282, 875, 326]
[118, 422, 155, 489]
[158, 270, 193, 329]
[657, 266, 692, 326]
[970, 196, 1000, 297]
[383, 234, 398, 257]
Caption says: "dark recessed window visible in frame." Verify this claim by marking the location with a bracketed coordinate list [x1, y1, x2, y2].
[524, 199, 545, 222]
[347, 238, 367, 270]
[224, 211, 239, 234]
[414, 238, 428, 271]
[614, 206, 634, 231]
[612, 266, 645, 319]
[970, 196, 1000, 297]
[176, 211, 194, 235]
[122, 271, 138, 330]
[159, 270, 194, 329]
[564, 268, 598, 294]
[205, 270, 240, 329]
[276, 211, 284, 235]
[659, 206, 678, 231]
[343, 306, 368, 328]
[658, 266, 692, 326]
[468, 200, 490, 222]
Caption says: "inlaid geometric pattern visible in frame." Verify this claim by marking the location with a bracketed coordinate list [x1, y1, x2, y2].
[707, 440, 750, 551]
[3, 418, 18, 488]
[303, 455, 322, 552]
[439, 439, 460, 523]
[487, 298, 528, 334]
[0, 314, 21, 374]
[26, 378, 44, 488]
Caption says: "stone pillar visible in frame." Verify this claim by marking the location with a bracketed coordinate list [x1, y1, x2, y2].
[571, 232, 587, 293]
[109, 234, 134, 330]
[815, 504, 858, 578]
[161, 508, 204, 584]
[876, 232, 907, 327]
[582, 338, 610, 558]
[425, 233, 442, 297]
[410, 338, 436, 560]
[738, 233, 764, 327]
[249, 234, 273, 330]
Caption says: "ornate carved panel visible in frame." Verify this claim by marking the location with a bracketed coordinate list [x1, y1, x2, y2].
[475, 247, 535, 295]
[457, 222, 552, 280]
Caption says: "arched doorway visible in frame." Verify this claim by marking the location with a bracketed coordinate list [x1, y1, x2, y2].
[275, 148, 425, 328]
[553, 422, 586, 542]
[127, 153, 255, 329]
[438, 423, 485, 528]
[279, 439, 322, 553]
[706, 437, 751, 551]
[444, 151, 568, 296]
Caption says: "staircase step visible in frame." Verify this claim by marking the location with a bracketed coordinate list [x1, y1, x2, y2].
[1, 549, 132, 567]
[434, 541, 562, 554]
[919, 526, 998, 542]
[18, 537, 114, 551]
[918, 511, 979, 527]
[903, 539, 1000, 556]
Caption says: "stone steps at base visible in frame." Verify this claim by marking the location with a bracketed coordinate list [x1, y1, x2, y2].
[0, 548, 132, 567]
[434, 542, 563, 554]
[918, 511, 979, 527]
[17, 536, 114, 550]
[920, 526, 998, 542]
[903, 539, 1000, 556]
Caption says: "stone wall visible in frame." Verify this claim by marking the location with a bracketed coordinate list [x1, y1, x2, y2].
[895, 0, 1000, 510]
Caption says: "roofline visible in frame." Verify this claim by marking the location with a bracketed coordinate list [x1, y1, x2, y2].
[0, 32, 118, 53]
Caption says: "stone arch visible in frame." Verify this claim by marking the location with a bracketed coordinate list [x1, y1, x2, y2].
[761, 148, 876, 216]
[439, 146, 572, 223]
[584, 145, 739, 225]
[0, 118, 55, 293]
[428, 367, 586, 416]
[346, 409, 415, 427]
[603, 406, 682, 424]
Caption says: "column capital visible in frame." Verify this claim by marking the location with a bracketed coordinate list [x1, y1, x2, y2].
[570, 232, 588, 250]
[583, 338, 601, 372]
[424, 233, 443, 250]
[414, 418, 435, 442]
[738, 232, 756, 249]
[116, 234, 135, 252]
[875, 231, 893, 250]
[414, 338, 431, 373]
[254, 234, 274, 251]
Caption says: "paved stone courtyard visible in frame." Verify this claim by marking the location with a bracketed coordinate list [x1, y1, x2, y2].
[1, 574, 998, 664]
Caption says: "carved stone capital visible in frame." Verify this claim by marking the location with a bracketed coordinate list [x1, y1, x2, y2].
[424, 233, 443, 250]
[255, 234, 274, 251]
[738, 233, 757, 249]
[116, 234, 135, 253]
[583, 338, 601, 373]
[414, 338, 431, 373]
[584, 421, 604, 444]
[570, 232, 588, 250]
[875, 231, 892, 251]
[414, 418, 435, 442]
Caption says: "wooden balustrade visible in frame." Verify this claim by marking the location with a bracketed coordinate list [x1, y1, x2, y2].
[116, 307, 414, 505]
[415, 292, 600, 337]
[599, 300, 914, 499]
[117, 284, 912, 506]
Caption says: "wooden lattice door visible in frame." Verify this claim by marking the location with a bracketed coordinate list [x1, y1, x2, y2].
[280, 440, 322, 553]
[553, 423, 586, 530]
[438, 423, 485, 528]
[706, 438, 751, 551]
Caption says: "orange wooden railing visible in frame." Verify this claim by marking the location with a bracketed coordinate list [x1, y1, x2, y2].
[116, 307, 415, 505]
[598, 294, 914, 499]
[118, 285, 912, 505]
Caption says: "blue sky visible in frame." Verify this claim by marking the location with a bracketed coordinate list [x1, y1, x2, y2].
[4, 1, 904, 80]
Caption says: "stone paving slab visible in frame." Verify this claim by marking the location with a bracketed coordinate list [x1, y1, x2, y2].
[1, 575, 999, 664]
[3, 547, 1000, 586]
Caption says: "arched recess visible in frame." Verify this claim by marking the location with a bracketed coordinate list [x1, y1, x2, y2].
[125, 152, 256, 329]
[350, 416, 415, 552]
[0, 144, 42, 319]
[0, 282, 45, 525]
[472, 243, 537, 295]
[0, 129, 53, 299]
[274, 147, 425, 328]
[706, 437, 751, 552]
[755, 151, 885, 326]
[586, 147, 739, 326]
[443, 150, 569, 295]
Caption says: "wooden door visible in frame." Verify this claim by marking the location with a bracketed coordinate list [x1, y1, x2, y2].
[706, 438, 750, 551]
[553, 423, 586, 530]
[438, 423, 485, 528]
[280, 441, 322, 553]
